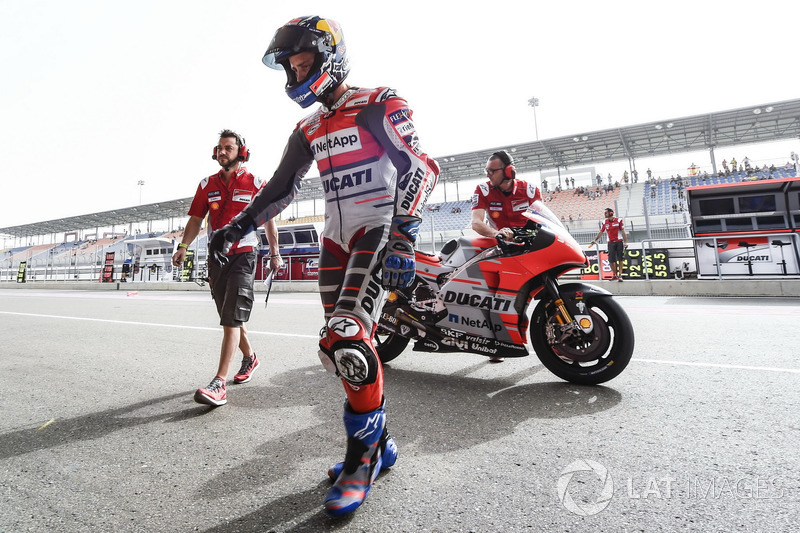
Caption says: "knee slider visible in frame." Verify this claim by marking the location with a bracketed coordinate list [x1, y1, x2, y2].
[318, 325, 337, 375]
[325, 316, 379, 386]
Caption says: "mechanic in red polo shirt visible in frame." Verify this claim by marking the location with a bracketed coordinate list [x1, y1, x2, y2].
[590, 207, 629, 281]
[471, 150, 541, 363]
[172, 130, 283, 406]
[471, 150, 541, 240]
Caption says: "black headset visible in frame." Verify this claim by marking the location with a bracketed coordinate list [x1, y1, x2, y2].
[492, 150, 516, 180]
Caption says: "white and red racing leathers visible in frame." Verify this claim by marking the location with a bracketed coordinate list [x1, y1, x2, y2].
[240, 86, 438, 412]
[243, 87, 437, 245]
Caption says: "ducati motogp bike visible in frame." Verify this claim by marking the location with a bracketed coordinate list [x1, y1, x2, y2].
[374, 200, 634, 385]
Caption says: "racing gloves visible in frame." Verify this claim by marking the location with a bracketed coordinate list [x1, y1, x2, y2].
[381, 215, 421, 289]
[208, 212, 255, 266]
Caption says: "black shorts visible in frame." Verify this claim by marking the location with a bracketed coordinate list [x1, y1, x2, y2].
[208, 251, 256, 328]
[607, 241, 625, 263]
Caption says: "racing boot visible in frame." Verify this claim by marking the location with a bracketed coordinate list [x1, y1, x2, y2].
[327, 426, 397, 481]
[324, 402, 386, 516]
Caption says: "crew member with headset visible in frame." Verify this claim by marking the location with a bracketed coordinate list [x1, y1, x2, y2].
[172, 130, 283, 407]
[471, 150, 542, 240]
[471, 150, 541, 363]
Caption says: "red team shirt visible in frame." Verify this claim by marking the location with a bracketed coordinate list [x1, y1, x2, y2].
[600, 217, 625, 242]
[188, 167, 265, 254]
[472, 179, 541, 230]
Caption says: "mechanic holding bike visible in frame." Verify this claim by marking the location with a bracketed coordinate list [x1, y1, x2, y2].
[471, 150, 542, 240]
[471, 150, 542, 362]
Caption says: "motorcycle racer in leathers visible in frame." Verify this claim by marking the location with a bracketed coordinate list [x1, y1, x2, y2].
[207, 16, 439, 516]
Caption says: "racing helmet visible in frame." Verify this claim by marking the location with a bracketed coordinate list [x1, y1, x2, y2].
[262, 16, 350, 108]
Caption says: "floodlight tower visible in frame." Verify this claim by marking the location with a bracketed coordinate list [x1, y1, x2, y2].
[528, 97, 540, 141]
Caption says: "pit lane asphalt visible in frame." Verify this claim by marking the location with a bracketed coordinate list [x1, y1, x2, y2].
[1, 289, 798, 532]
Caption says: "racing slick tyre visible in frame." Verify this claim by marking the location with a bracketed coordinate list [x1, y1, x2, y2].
[530, 294, 634, 385]
[374, 329, 410, 363]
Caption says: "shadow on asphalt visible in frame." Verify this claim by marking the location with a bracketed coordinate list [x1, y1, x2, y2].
[0, 391, 212, 460]
[0, 364, 621, 531]
[198, 364, 623, 532]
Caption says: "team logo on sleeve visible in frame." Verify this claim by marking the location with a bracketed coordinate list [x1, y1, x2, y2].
[389, 109, 411, 125]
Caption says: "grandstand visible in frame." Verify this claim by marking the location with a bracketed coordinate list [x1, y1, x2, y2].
[645, 167, 797, 216]
[2, 99, 799, 281]
[2, 165, 797, 282]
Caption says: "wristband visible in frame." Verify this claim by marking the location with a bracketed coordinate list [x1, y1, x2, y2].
[269, 254, 281, 258]
[178, 243, 189, 250]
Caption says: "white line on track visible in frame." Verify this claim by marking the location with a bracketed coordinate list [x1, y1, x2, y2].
[0, 311, 318, 338]
[633, 357, 800, 374]
[3, 311, 798, 375]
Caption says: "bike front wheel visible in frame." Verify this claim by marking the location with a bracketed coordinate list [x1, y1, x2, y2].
[530, 294, 634, 385]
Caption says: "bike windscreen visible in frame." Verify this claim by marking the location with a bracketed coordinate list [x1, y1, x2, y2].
[522, 199, 566, 230]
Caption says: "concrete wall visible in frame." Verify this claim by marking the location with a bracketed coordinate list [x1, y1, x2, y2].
[2, 279, 799, 298]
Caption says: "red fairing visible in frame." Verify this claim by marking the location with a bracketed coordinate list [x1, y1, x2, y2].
[413, 200, 586, 346]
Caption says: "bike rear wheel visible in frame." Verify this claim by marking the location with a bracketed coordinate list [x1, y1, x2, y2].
[374, 329, 410, 363]
[530, 294, 634, 385]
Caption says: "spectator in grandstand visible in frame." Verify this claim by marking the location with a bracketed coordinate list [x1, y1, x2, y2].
[730, 157, 737, 173]
[171, 129, 283, 408]
[207, 17, 439, 516]
[646, 168, 652, 180]
[589, 207, 628, 282]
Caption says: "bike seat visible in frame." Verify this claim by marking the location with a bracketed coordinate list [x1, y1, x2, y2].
[438, 237, 495, 267]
